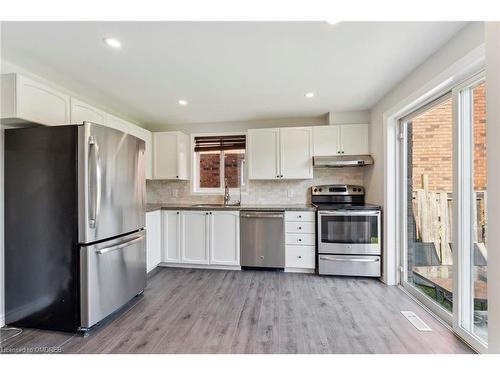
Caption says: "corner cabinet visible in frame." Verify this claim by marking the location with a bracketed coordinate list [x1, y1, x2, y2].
[1, 73, 70, 126]
[313, 124, 369, 156]
[152, 131, 190, 180]
[247, 127, 313, 180]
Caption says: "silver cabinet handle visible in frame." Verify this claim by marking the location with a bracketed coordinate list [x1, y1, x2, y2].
[88, 136, 101, 229]
[96, 234, 145, 255]
[319, 256, 380, 263]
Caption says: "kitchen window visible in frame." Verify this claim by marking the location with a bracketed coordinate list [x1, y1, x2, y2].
[193, 134, 247, 194]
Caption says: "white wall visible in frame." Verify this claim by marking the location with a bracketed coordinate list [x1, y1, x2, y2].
[366, 22, 485, 206]
[485, 21, 500, 354]
[365, 22, 485, 285]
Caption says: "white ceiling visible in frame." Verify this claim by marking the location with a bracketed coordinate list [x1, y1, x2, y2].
[1, 22, 466, 129]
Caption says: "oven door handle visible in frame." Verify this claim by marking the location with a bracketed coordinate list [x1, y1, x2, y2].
[319, 256, 380, 263]
[318, 210, 380, 216]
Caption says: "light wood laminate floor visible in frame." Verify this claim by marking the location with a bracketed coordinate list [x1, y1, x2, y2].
[0, 268, 473, 354]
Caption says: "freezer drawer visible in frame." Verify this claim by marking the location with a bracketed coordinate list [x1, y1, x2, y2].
[318, 254, 381, 277]
[80, 230, 146, 329]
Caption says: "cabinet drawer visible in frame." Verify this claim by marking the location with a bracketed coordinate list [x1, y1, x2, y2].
[285, 211, 315, 222]
[286, 246, 315, 268]
[285, 233, 315, 246]
[285, 221, 315, 234]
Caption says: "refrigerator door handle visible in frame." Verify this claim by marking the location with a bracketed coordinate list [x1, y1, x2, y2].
[88, 136, 101, 228]
[95, 233, 145, 255]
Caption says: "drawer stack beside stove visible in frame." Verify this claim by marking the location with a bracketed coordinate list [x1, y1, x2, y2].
[284, 211, 316, 271]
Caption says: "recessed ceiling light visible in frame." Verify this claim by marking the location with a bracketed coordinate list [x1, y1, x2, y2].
[325, 21, 340, 25]
[305, 92, 315, 98]
[178, 99, 188, 106]
[103, 37, 121, 49]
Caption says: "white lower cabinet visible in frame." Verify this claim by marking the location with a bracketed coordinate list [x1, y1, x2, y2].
[181, 211, 210, 264]
[210, 211, 240, 266]
[285, 210, 316, 272]
[146, 211, 162, 273]
[162, 210, 181, 263]
[160, 210, 240, 268]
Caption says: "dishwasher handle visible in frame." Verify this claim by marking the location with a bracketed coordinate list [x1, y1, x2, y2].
[240, 212, 284, 219]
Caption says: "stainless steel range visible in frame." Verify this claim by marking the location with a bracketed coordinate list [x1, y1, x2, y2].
[312, 184, 382, 277]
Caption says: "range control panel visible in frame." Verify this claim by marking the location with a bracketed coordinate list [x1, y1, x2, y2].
[311, 184, 364, 196]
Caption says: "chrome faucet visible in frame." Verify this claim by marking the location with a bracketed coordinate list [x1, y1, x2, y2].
[224, 178, 231, 205]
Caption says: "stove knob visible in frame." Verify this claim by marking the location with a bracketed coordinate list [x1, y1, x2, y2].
[319, 188, 323, 192]
[313, 188, 318, 192]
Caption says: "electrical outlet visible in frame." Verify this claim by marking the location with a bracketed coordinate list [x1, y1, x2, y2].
[172, 189, 178, 198]
[287, 189, 294, 198]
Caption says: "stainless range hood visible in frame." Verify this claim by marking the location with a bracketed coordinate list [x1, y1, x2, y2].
[313, 155, 374, 168]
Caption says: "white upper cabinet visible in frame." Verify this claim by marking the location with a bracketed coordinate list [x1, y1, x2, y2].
[247, 128, 280, 179]
[146, 210, 162, 273]
[312, 124, 369, 156]
[280, 127, 313, 179]
[248, 127, 312, 180]
[181, 211, 209, 264]
[105, 113, 131, 133]
[340, 124, 369, 155]
[70, 97, 106, 125]
[152, 131, 190, 180]
[209, 211, 240, 266]
[162, 210, 181, 263]
[312, 126, 341, 156]
[128, 123, 153, 180]
[1, 73, 70, 126]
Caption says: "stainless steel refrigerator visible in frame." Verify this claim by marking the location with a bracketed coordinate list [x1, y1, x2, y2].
[4, 122, 146, 333]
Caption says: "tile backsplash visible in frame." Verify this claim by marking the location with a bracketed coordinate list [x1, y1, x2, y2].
[146, 168, 364, 205]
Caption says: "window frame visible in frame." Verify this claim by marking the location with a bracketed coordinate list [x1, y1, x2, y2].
[191, 132, 247, 195]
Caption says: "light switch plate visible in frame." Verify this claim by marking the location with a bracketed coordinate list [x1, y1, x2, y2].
[287, 189, 294, 198]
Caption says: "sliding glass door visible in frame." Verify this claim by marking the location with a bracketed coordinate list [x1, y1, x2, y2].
[399, 93, 455, 324]
[399, 73, 487, 352]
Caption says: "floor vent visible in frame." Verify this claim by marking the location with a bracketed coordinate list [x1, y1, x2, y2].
[400, 311, 432, 331]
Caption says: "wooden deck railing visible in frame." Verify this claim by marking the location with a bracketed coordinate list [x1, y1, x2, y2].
[411, 175, 487, 265]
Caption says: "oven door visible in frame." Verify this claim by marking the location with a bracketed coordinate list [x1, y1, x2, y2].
[317, 210, 381, 255]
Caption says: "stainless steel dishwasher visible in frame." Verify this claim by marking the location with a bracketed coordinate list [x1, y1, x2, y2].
[240, 210, 285, 269]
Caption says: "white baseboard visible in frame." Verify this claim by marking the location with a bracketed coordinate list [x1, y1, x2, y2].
[284, 267, 315, 274]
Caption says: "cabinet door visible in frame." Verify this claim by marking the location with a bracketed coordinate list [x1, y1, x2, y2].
[70, 98, 106, 125]
[181, 211, 209, 264]
[280, 127, 313, 179]
[176, 132, 190, 180]
[340, 124, 369, 155]
[146, 211, 162, 272]
[247, 128, 280, 179]
[312, 125, 341, 156]
[162, 210, 181, 263]
[14, 74, 70, 126]
[153, 132, 179, 179]
[209, 211, 240, 266]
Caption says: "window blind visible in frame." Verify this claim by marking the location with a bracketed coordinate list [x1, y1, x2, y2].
[194, 135, 246, 152]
